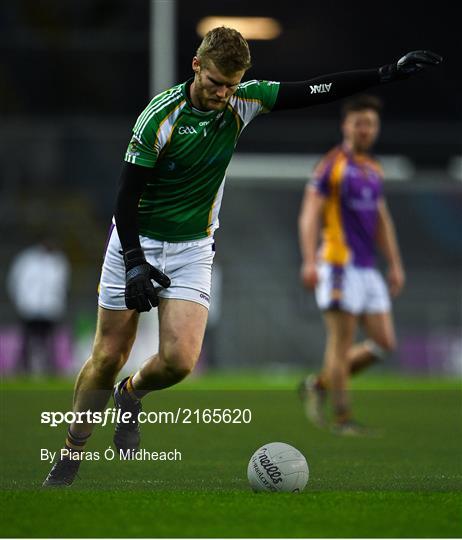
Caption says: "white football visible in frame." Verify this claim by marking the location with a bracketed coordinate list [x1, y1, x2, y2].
[247, 442, 309, 493]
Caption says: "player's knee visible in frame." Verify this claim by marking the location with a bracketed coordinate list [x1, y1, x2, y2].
[381, 336, 396, 353]
[166, 362, 194, 383]
[365, 337, 396, 360]
[91, 342, 129, 376]
[376, 334, 396, 353]
[161, 348, 197, 382]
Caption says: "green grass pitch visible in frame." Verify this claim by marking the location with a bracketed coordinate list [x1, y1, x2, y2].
[1, 374, 461, 538]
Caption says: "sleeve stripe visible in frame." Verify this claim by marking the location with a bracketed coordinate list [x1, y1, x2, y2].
[134, 88, 183, 135]
[229, 96, 262, 128]
[153, 100, 186, 154]
[134, 87, 182, 129]
[238, 80, 260, 89]
[235, 97, 263, 105]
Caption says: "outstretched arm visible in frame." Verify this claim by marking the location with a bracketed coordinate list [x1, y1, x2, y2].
[273, 50, 442, 111]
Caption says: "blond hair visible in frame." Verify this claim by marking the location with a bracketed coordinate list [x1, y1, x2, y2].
[196, 26, 252, 75]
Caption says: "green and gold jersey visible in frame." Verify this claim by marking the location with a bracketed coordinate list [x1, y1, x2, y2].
[124, 79, 280, 242]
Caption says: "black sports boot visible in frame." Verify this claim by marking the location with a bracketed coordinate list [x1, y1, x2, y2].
[42, 454, 80, 487]
[113, 377, 142, 455]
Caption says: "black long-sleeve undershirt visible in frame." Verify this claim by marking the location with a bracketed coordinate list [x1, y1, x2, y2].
[114, 162, 151, 252]
[273, 68, 381, 111]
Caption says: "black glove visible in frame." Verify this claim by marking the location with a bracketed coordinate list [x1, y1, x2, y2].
[122, 248, 171, 312]
[379, 50, 442, 83]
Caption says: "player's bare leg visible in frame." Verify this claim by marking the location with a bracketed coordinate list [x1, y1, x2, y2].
[43, 307, 139, 486]
[131, 298, 208, 394]
[322, 310, 357, 428]
[298, 372, 328, 428]
[112, 298, 208, 453]
[300, 310, 357, 429]
[348, 312, 396, 374]
[72, 307, 139, 433]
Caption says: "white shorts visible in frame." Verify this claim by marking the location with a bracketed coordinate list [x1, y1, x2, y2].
[315, 262, 391, 315]
[98, 225, 215, 310]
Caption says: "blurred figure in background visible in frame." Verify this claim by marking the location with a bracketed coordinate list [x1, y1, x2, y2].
[298, 95, 405, 435]
[6, 235, 70, 374]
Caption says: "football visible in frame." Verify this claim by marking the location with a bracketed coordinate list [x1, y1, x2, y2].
[247, 442, 309, 493]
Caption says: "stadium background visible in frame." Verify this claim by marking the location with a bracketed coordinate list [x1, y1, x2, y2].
[1, 0, 461, 376]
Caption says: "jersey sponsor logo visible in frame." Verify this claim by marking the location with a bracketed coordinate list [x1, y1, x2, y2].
[199, 120, 210, 126]
[178, 126, 198, 135]
[310, 83, 332, 94]
[347, 185, 378, 210]
[348, 199, 378, 210]
[362, 186, 373, 199]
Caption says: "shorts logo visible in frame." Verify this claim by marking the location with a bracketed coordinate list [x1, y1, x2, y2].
[199, 293, 210, 303]
[178, 126, 197, 135]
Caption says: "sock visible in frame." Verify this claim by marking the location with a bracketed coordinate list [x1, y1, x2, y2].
[123, 375, 141, 403]
[334, 409, 351, 425]
[316, 373, 328, 391]
[64, 428, 90, 455]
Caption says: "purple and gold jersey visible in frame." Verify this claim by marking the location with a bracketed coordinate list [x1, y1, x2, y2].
[312, 145, 383, 268]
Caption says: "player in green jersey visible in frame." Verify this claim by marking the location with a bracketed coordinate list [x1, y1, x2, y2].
[43, 26, 441, 486]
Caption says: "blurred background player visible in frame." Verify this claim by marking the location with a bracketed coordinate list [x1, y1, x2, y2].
[6, 235, 70, 375]
[298, 95, 405, 435]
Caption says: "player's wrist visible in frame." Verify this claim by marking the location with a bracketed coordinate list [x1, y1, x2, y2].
[122, 248, 147, 271]
[389, 263, 404, 279]
[388, 258, 403, 270]
[378, 64, 405, 84]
